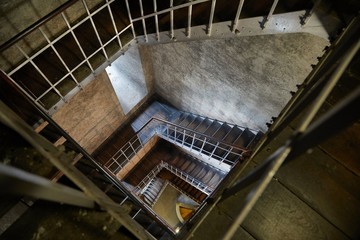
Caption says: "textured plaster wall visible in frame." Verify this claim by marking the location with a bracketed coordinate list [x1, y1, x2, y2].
[106, 46, 148, 114]
[52, 71, 125, 153]
[143, 33, 328, 132]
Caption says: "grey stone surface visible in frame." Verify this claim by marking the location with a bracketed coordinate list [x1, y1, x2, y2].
[106, 45, 148, 114]
[142, 33, 328, 132]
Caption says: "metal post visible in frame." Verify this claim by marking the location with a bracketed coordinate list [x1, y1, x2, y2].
[182, 129, 186, 146]
[232, 0, 244, 33]
[139, 0, 148, 42]
[260, 0, 278, 29]
[207, 0, 216, 35]
[61, 13, 95, 73]
[153, 0, 160, 41]
[300, 0, 322, 25]
[170, 0, 174, 39]
[38, 28, 81, 89]
[199, 137, 206, 153]
[209, 142, 219, 159]
[81, 0, 109, 61]
[187, 3, 193, 37]
[106, 0, 123, 49]
[124, 0, 136, 38]
[15, 44, 66, 103]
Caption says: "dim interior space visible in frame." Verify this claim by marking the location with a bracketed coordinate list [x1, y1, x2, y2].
[0, 0, 360, 240]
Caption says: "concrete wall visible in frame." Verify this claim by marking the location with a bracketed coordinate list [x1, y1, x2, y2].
[106, 46, 148, 114]
[52, 71, 125, 153]
[141, 33, 328, 132]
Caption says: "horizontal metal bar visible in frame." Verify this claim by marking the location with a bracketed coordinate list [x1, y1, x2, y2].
[0, 163, 95, 208]
[8, 0, 118, 76]
[132, 0, 211, 22]
[0, 0, 78, 52]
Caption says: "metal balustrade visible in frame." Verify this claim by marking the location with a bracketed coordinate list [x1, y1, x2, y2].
[161, 161, 214, 195]
[104, 117, 249, 177]
[158, 123, 245, 168]
[134, 161, 213, 202]
[0, 0, 135, 114]
[134, 164, 164, 195]
[0, 0, 322, 116]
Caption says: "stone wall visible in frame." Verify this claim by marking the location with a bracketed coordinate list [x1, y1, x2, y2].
[52, 71, 125, 153]
[141, 33, 328, 131]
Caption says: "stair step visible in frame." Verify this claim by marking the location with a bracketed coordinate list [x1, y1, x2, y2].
[223, 126, 243, 144]
[233, 128, 255, 148]
[179, 114, 196, 128]
[194, 117, 213, 133]
[212, 123, 232, 140]
[186, 116, 203, 130]
[173, 112, 188, 125]
[203, 121, 222, 136]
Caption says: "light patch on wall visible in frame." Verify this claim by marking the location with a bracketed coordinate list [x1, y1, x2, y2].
[106, 46, 148, 114]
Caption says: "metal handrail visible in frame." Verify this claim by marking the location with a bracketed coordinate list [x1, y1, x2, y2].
[135, 161, 213, 196]
[161, 161, 214, 194]
[146, 117, 250, 152]
[104, 117, 248, 176]
[159, 125, 242, 168]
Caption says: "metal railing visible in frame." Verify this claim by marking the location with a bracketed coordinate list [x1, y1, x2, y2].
[158, 122, 246, 168]
[134, 161, 212, 204]
[104, 117, 249, 177]
[0, 0, 322, 117]
[182, 15, 360, 240]
[0, 0, 135, 114]
[104, 135, 143, 174]
[134, 164, 164, 195]
[161, 161, 214, 195]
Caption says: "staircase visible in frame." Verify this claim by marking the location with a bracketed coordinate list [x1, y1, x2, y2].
[142, 178, 165, 207]
[75, 157, 170, 239]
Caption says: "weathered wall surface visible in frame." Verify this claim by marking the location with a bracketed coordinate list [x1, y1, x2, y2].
[52, 71, 125, 153]
[106, 46, 148, 114]
[142, 33, 328, 132]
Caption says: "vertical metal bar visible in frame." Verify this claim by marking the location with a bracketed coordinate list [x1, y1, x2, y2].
[207, 0, 217, 35]
[220, 147, 232, 164]
[170, 0, 174, 39]
[187, 4, 193, 38]
[260, 0, 278, 29]
[124, 0, 136, 38]
[38, 28, 81, 88]
[61, 13, 95, 73]
[153, 0, 160, 41]
[209, 142, 219, 159]
[174, 127, 177, 142]
[15, 44, 65, 102]
[300, 0, 322, 25]
[182, 129, 186, 147]
[81, 0, 109, 61]
[199, 137, 207, 153]
[139, 0, 148, 42]
[106, 0, 123, 49]
[232, 0, 244, 33]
